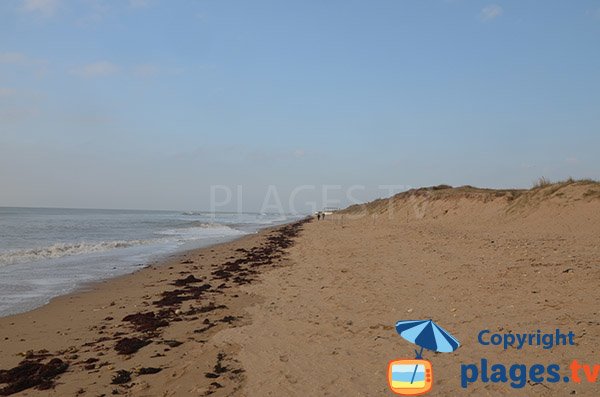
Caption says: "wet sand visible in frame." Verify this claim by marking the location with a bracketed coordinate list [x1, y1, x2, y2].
[0, 220, 310, 396]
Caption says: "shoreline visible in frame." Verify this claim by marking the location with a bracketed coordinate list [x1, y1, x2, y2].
[0, 207, 298, 320]
[0, 219, 293, 320]
[0, 218, 311, 396]
[0, 232, 251, 321]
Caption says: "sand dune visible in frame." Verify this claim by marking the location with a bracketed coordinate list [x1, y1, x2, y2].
[220, 181, 600, 396]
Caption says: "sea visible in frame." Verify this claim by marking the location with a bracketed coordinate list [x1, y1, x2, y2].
[0, 207, 300, 317]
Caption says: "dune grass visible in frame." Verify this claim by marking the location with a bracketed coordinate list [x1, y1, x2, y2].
[532, 177, 598, 190]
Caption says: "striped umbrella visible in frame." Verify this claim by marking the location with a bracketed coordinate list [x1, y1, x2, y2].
[395, 319, 460, 358]
[395, 320, 460, 385]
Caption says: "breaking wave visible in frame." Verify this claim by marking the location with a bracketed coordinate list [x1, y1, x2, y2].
[0, 222, 244, 267]
[155, 223, 245, 238]
[0, 240, 153, 267]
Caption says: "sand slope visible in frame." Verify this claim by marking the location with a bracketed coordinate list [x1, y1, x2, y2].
[220, 181, 600, 396]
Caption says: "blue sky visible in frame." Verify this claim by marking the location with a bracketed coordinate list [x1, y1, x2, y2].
[1, 0, 599, 211]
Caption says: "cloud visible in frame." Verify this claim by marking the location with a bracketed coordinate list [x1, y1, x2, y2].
[480, 4, 504, 21]
[0, 52, 27, 64]
[74, 0, 112, 27]
[293, 149, 305, 158]
[70, 61, 119, 78]
[0, 52, 48, 77]
[75, 0, 153, 27]
[0, 88, 17, 97]
[565, 157, 580, 165]
[133, 63, 159, 78]
[21, 0, 61, 16]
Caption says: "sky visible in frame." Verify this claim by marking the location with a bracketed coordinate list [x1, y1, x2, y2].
[1, 0, 599, 212]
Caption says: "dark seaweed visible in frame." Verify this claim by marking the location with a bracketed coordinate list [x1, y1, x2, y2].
[0, 358, 68, 395]
[114, 338, 151, 355]
[122, 312, 169, 333]
[138, 367, 162, 375]
[111, 370, 131, 385]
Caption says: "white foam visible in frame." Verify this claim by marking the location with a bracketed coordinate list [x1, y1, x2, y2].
[156, 223, 244, 238]
[0, 223, 247, 268]
[0, 209, 294, 316]
[0, 240, 155, 267]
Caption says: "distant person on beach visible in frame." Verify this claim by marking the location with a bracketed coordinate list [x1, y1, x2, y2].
[321, 212, 325, 220]
[317, 212, 321, 220]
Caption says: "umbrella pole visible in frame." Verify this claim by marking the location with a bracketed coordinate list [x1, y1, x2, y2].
[410, 347, 424, 384]
[414, 346, 424, 359]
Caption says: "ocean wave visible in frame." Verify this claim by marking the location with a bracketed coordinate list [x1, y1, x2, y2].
[0, 239, 154, 267]
[156, 223, 244, 238]
[181, 211, 288, 220]
[0, 222, 247, 268]
[192, 222, 237, 229]
[181, 211, 241, 216]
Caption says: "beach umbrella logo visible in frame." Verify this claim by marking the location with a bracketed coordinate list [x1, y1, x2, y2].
[387, 320, 460, 396]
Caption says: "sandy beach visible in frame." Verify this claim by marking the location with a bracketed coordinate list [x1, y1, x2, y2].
[3, 2, 599, 396]
[1, 181, 599, 396]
